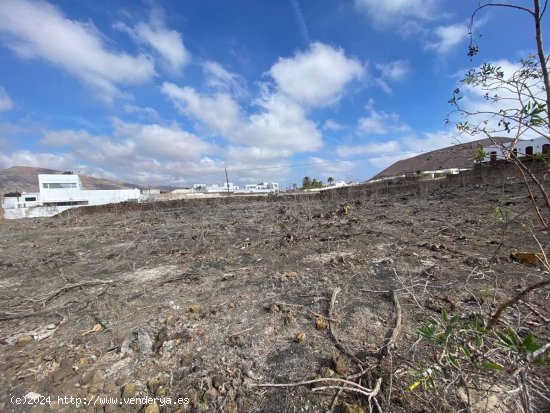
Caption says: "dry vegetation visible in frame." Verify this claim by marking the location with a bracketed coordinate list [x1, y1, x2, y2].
[0, 166, 549, 413]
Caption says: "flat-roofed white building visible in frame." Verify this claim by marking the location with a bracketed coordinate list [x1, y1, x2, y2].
[2, 174, 140, 219]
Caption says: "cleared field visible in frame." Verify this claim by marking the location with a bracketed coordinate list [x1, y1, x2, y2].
[0, 177, 549, 412]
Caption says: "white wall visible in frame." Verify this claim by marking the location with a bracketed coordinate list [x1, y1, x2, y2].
[483, 137, 550, 162]
[82, 189, 140, 205]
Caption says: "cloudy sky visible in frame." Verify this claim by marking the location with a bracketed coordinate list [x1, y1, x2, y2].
[0, 0, 542, 187]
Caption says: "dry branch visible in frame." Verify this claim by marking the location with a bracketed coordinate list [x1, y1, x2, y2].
[41, 279, 113, 306]
[378, 290, 402, 360]
[328, 287, 365, 365]
[488, 279, 550, 328]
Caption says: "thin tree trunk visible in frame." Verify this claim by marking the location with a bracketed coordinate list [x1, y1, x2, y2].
[533, 1, 550, 133]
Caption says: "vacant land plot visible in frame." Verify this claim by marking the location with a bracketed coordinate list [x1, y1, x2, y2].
[0, 179, 549, 412]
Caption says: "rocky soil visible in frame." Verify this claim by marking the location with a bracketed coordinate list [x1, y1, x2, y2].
[0, 178, 549, 412]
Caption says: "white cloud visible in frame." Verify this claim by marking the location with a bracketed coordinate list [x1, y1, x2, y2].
[42, 119, 214, 165]
[400, 131, 474, 153]
[323, 119, 345, 131]
[112, 119, 214, 161]
[0, 150, 77, 171]
[123, 104, 159, 121]
[374, 60, 410, 93]
[0, 0, 156, 101]
[31, 120, 227, 185]
[202, 61, 247, 97]
[357, 99, 410, 135]
[161, 82, 242, 137]
[307, 156, 356, 178]
[269, 42, 364, 107]
[425, 23, 469, 54]
[0, 87, 14, 111]
[114, 7, 190, 73]
[161, 83, 323, 153]
[336, 141, 401, 157]
[242, 92, 323, 152]
[354, 0, 438, 26]
[376, 60, 409, 82]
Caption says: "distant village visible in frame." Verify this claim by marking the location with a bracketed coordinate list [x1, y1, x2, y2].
[2, 136, 548, 219]
[1, 173, 350, 219]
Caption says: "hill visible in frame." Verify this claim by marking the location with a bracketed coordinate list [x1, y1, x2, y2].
[0, 166, 136, 194]
[371, 137, 513, 180]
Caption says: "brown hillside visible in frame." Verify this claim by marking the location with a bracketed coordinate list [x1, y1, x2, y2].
[0, 166, 135, 194]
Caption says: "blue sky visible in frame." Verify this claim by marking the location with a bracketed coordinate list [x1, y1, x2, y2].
[0, 0, 543, 187]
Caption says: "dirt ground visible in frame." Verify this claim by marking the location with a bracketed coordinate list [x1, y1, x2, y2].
[0, 177, 549, 413]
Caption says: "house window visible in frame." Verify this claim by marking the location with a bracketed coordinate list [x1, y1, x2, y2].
[543, 144, 550, 154]
[43, 201, 88, 206]
[24, 197, 36, 202]
[42, 183, 77, 189]
[490, 151, 497, 162]
[525, 146, 534, 156]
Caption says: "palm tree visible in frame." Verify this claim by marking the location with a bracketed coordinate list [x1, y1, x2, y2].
[327, 177, 334, 186]
[302, 176, 312, 189]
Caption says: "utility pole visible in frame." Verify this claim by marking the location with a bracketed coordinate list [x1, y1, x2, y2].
[225, 167, 230, 196]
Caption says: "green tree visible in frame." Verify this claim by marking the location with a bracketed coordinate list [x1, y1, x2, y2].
[327, 176, 335, 186]
[448, 0, 550, 229]
[424, 3, 550, 411]
[301, 176, 312, 189]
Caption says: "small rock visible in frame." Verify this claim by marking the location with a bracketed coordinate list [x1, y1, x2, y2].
[120, 337, 134, 355]
[190, 304, 202, 314]
[229, 334, 246, 347]
[203, 387, 218, 402]
[511, 252, 543, 266]
[121, 383, 136, 398]
[136, 329, 153, 354]
[171, 329, 192, 342]
[143, 403, 160, 413]
[17, 335, 34, 345]
[315, 317, 329, 331]
[332, 354, 349, 375]
[318, 367, 336, 378]
[53, 361, 74, 382]
[294, 332, 306, 343]
[155, 387, 166, 398]
[79, 357, 90, 368]
[212, 374, 225, 389]
[24, 392, 42, 401]
[88, 370, 106, 395]
[265, 303, 281, 313]
[338, 402, 365, 413]
[225, 401, 238, 413]
[187, 391, 199, 406]
[147, 378, 161, 394]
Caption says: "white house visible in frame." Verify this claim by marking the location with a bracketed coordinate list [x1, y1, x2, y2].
[192, 182, 279, 194]
[2, 174, 140, 219]
[242, 182, 280, 194]
[482, 137, 550, 162]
